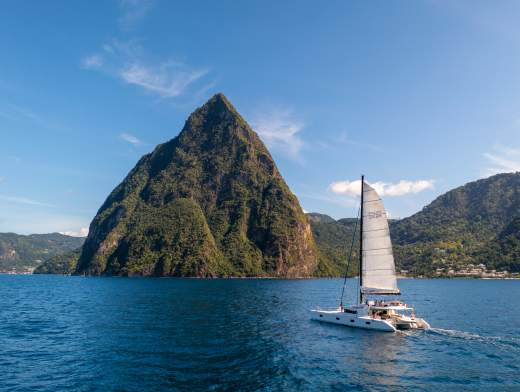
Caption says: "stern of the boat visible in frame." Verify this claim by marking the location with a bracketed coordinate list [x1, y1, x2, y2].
[394, 316, 430, 330]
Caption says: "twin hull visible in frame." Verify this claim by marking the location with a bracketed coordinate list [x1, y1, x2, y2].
[311, 309, 396, 332]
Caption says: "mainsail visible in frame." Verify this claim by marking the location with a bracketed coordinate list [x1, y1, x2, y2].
[361, 182, 400, 295]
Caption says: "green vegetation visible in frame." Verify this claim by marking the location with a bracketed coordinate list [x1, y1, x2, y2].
[476, 216, 520, 273]
[0, 233, 84, 272]
[309, 173, 520, 277]
[76, 93, 317, 277]
[33, 248, 81, 274]
[392, 172, 520, 275]
[308, 214, 359, 277]
[18, 100, 520, 279]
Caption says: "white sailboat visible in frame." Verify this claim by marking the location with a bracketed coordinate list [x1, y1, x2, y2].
[311, 176, 430, 332]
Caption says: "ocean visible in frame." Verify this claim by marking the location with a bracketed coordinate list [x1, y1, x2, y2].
[0, 276, 518, 391]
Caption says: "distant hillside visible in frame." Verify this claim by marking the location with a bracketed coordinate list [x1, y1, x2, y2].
[0, 233, 85, 272]
[392, 172, 520, 274]
[307, 213, 358, 277]
[478, 216, 520, 272]
[33, 249, 81, 275]
[308, 173, 520, 277]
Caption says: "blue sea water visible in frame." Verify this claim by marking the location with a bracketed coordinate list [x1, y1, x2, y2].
[0, 276, 519, 391]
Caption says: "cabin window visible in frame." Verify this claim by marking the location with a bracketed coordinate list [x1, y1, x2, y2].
[365, 321, 371, 325]
[336, 317, 340, 320]
[350, 320, 355, 322]
[319, 314, 323, 317]
[345, 309, 357, 314]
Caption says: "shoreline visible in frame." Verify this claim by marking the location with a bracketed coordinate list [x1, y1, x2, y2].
[1, 272, 519, 280]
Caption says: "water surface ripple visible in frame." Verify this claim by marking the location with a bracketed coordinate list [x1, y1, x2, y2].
[0, 276, 518, 391]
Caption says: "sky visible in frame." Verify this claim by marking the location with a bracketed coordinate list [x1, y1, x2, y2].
[2, 0, 520, 235]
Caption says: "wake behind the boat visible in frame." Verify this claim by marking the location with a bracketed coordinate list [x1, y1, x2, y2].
[426, 327, 520, 350]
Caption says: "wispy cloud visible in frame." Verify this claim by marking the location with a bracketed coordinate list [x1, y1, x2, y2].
[120, 132, 142, 146]
[252, 108, 305, 162]
[118, 0, 154, 30]
[0, 103, 69, 133]
[436, 1, 520, 42]
[81, 54, 103, 69]
[483, 145, 520, 176]
[60, 227, 89, 237]
[329, 179, 435, 198]
[335, 131, 384, 152]
[81, 41, 209, 99]
[0, 195, 54, 207]
[120, 62, 208, 98]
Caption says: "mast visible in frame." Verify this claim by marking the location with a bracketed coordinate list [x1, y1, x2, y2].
[359, 174, 364, 304]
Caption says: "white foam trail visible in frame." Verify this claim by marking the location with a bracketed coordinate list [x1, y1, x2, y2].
[429, 328, 484, 340]
[428, 328, 520, 350]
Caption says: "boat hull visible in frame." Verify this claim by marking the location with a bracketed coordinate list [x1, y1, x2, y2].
[396, 318, 430, 330]
[311, 310, 397, 332]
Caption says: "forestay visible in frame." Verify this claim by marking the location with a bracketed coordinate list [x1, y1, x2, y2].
[361, 182, 400, 295]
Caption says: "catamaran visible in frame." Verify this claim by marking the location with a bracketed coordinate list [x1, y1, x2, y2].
[311, 176, 430, 332]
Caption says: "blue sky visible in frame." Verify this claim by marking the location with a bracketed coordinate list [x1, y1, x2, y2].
[2, 0, 520, 235]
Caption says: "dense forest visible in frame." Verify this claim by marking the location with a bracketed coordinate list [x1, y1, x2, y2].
[33, 249, 81, 275]
[309, 173, 520, 276]
[74, 93, 317, 277]
[32, 173, 520, 276]
[0, 233, 84, 272]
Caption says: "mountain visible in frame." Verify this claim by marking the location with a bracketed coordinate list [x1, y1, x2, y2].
[307, 214, 358, 277]
[75, 93, 317, 277]
[392, 172, 520, 274]
[308, 173, 520, 276]
[478, 216, 520, 272]
[0, 233, 85, 272]
[33, 249, 81, 275]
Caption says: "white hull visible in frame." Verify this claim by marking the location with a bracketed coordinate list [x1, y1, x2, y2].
[311, 304, 430, 332]
[311, 309, 396, 332]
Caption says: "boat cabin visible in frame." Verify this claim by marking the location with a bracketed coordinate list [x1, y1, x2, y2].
[368, 301, 415, 320]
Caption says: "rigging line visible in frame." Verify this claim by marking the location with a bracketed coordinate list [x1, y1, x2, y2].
[339, 206, 360, 308]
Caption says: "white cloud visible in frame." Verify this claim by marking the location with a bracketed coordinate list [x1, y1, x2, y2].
[81, 41, 208, 99]
[483, 145, 520, 176]
[329, 179, 435, 198]
[0, 195, 54, 207]
[118, 0, 154, 30]
[252, 108, 304, 161]
[120, 63, 207, 98]
[120, 132, 142, 146]
[60, 227, 89, 237]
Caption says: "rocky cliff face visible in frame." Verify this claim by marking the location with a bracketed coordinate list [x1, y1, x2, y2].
[76, 93, 318, 277]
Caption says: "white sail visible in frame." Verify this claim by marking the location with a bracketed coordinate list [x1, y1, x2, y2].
[361, 182, 400, 295]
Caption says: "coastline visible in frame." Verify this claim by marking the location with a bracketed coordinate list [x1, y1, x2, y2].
[1, 272, 518, 280]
